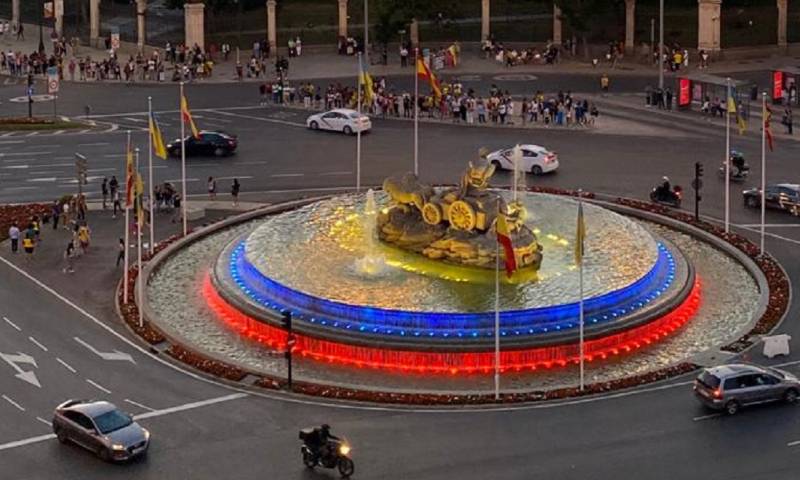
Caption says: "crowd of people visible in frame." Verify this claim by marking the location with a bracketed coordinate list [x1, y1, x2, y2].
[483, 37, 561, 66]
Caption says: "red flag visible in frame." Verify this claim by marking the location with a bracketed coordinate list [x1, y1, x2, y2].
[764, 102, 775, 151]
[496, 213, 517, 278]
[416, 57, 442, 99]
[124, 137, 135, 208]
[181, 94, 201, 139]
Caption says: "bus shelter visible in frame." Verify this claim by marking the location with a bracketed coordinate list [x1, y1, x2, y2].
[771, 67, 800, 105]
[677, 73, 751, 118]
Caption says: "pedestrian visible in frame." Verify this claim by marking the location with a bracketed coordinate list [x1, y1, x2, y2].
[51, 200, 60, 230]
[208, 176, 217, 200]
[116, 238, 125, 267]
[109, 175, 119, 199]
[171, 193, 182, 223]
[784, 107, 793, 135]
[8, 222, 19, 253]
[77, 223, 91, 254]
[231, 178, 241, 207]
[22, 224, 35, 259]
[101, 177, 109, 209]
[112, 189, 121, 218]
[665, 88, 673, 111]
[63, 241, 75, 274]
[32, 216, 41, 243]
[16, 23, 23, 41]
[600, 73, 610, 93]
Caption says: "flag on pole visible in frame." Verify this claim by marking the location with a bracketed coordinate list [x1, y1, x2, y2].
[359, 61, 375, 106]
[496, 213, 517, 277]
[149, 112, 168, 159]
[416, 57, 442, 99]
[124, 138, 135, 208]
[575, 201, 586, 266]
[764, 102, 775, 151]
[134, 172, 146, 227]
[180, 94, 201, 139]
[727, 94, 747, 135]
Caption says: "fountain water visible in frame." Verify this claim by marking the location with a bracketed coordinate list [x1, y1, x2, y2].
[355, 188, 386, 275]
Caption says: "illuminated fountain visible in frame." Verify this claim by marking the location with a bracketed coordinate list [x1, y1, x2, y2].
[203, 156, 701, 375]
[354, 189, 386, 276]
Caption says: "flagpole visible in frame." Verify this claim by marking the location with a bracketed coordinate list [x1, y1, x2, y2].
[123, 130, 131, 305]
[578, 196, 585, 391]
[494, 200, 501, 401]
[724, 77, 731, 233]
[135, 148, 144, 328]
[147, 96, 155, 256]
[414, 48, 419, 177]
[356, 53, 362, 192]
[512, 145, 520, 203]
[180, 81, 188, 237]
[760, 91, 767, 256]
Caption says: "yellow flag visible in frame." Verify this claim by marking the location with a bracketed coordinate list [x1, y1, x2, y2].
[149, 112, 168, 160]
[727, 96, 737, 114]
[737, 114, 747, 135]
[359, 69, 374, 105]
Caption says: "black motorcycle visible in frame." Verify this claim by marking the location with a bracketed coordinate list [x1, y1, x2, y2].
[718, 150, 750, 182]
[650, 185, 683, 208]
[299, 429, 355, 478]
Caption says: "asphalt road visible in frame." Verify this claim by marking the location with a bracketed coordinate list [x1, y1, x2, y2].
[0, 75, 799, 479]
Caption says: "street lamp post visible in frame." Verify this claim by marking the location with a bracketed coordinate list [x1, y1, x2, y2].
[363, 0, 369, 66]
[658, 0, 664, 89]
[38, 0, 45, 54]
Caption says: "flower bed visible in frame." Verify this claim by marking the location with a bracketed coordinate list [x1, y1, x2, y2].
[0, 204, 50, 241]
[167, 344, 248, 382]
[613, 197, 790, 353]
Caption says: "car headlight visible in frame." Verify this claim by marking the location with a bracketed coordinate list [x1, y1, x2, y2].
[142, 428, 150, 440]
[339, 444, 351, 456]
[112, 444, 126, 451]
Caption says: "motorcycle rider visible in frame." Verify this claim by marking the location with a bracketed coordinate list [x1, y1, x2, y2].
[307, 424, 340, 460]
[731, 151, 746, 178]
[655, 176, 672, 201]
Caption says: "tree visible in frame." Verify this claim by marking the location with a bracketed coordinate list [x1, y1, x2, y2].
[555, 0, 623, 58]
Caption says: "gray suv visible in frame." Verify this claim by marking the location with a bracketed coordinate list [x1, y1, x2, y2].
[693, 364, 800, 415]
[52, 399, 150, 461]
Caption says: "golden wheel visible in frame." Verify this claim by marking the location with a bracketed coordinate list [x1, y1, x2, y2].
[448, 200, 477, 231]
[422, 202, 443, 225]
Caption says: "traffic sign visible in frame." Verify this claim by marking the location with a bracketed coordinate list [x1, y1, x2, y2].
[47, 67, 59, 94]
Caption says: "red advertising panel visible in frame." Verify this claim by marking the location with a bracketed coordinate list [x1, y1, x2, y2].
[679, 78, 690, 107]
[773, 71, 784, 101]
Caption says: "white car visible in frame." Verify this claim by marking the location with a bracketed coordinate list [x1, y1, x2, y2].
[487, 145, 559, 175]
[306, 108, 371, 135]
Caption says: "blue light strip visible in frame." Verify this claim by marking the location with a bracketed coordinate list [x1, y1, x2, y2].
[227, 241, 676, 339]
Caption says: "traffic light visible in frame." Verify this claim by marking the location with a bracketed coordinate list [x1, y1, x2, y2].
[280, 309, 292, 331]
[693, 162, 704, 221]
[695, 162, 704, 179]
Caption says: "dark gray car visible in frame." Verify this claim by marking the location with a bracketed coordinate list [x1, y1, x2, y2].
[693, 364, 800, 415]
[52, 399, 150, 461]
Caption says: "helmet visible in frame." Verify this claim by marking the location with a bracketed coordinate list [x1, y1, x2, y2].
[662, 176, 669, 182]
[321, 424, 331, 431]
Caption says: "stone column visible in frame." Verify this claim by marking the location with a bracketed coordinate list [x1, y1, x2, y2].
[11, 0, 19, 31]
[410, 18, 419, 49]
[338, 0, 347, 38]
[90, 0, 100, 46]
[137, 0, 147, 50]
[267, 0, 277, 54]
[184, 2, 205, 50]
[481, 0, 490, 41]
[697, 0, 722, 52]
[625, 0, 635, 53]
[778, 0, 788, 47]
[553, 3, 562, 45]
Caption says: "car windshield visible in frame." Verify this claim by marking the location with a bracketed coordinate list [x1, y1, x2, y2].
[93, 410, 133, 434]
[767, 367, 786, 379]
[348, 113, 362, 119]
[697, 371, 720, 389]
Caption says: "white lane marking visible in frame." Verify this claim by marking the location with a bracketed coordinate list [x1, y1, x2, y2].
[1, 165, 29, 169]
[320, 171, 353, 176]
[692, 413, 722, 422]
[25, 132, 39, 137]
[2, 394, 25, 411]
[0, 151, 52, 156]
[27, 336, 48, 352]
[87, 168, 117, 173]
[26, 178, 57, 183]
[76, 142, 110, 147]
[103, 154, 126, 158]
[74, 337, 135, 363]
[0, 186, 38, 191]
[0, 140, 25, 144]
[52, 130, 65, 135]
[214, 176, 254, 181]
[738, 223, 800, 228]
[788, 440, 800, 447]
[164, 178, 199, 183]
[0, 393, 248, 452]
[124, 398, 155, 412]
[25, 144, 59, 149]
[200, 116, 233, 123]
[56, 357, 76, 373]
[123, 117, 147, 123]
[271, 173, 304, 178]
[85, 379, 112, 394]
[134, 393, 248, 420]
[3, 316, 21, 331]
[205, 109, 306, 128]
[35, 417, 51, 426]
[0, 352, 41, 388]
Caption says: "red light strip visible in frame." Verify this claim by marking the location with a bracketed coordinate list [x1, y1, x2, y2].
[203, 275, 701, 375]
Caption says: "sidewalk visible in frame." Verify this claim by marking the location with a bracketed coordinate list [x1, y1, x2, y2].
[0, 200, 265, 326]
